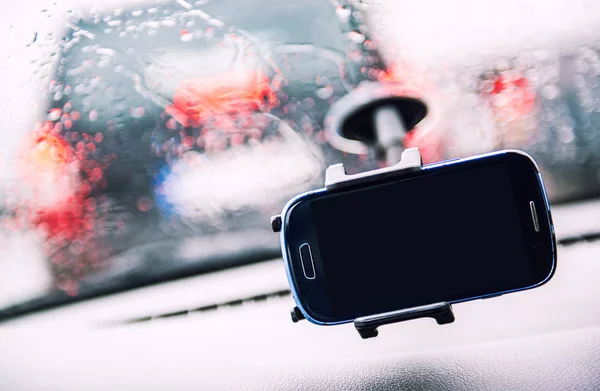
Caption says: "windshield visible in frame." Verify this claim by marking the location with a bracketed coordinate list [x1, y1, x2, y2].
[1, 0, 600, 317]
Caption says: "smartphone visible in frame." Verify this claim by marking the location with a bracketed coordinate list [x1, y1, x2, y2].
[279, 150, 556, 324]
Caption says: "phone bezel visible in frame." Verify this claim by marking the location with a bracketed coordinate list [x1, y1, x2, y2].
[280, 150, 557, 325]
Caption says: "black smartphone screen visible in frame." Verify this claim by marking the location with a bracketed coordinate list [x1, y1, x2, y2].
[293, 154, 555, 322]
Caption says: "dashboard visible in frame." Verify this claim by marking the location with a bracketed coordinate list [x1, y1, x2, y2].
[2, 199, 600, 390]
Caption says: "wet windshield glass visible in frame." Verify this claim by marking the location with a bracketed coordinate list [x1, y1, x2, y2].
[1, 0, 600, 316]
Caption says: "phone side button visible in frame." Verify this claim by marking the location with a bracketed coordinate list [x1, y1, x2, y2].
[299, 243, 316, 279]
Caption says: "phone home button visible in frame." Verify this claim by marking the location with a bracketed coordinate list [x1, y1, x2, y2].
[299, 243, 316, 279]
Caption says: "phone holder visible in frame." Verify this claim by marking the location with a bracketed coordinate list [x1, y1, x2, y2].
[272, 148, 455, 338]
